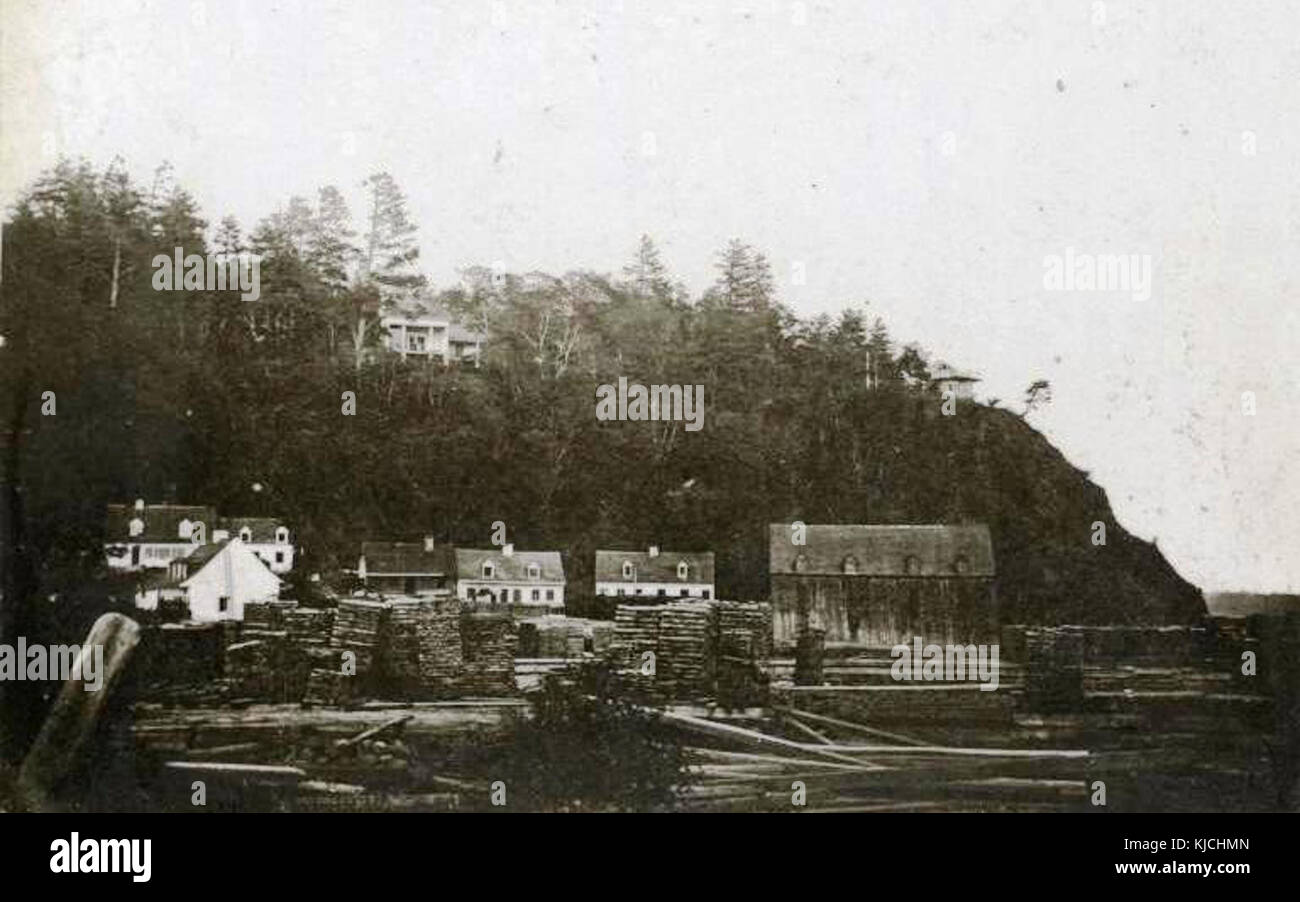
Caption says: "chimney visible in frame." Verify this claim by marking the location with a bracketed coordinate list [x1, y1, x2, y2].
[423, 535, 435, 553]
[648, 545, 660, 558]
[134, 498, 145, 512]
[503, 543, 514, 557]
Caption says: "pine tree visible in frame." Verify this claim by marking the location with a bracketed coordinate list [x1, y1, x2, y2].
[361, 172, 424, 292]
[622, 234, 674, 300]
[307, 185, 357, 292]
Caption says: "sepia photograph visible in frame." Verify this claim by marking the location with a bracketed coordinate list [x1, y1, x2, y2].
[0, 0, 1292, 884]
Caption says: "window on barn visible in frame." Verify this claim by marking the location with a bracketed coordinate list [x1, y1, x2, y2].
[219, 597, 229, 613]
[842, 555, 859, 575]
[129, 518, 144, 538]
[239, 527, 252, 543]
[482, 563, 495, 579]
[622, 561, 634, 580]
[904, 555, 920, 575]
[953, 555, 969, 575]
[792, 554, 807, 573]
[677, 561, 689, 580]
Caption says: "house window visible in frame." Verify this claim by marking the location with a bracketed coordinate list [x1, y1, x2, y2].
[658, 589, 666, 597]
[239, 527, 252, 543]
[527, 563, 540, 579]
[513, 589, 522, 603]
[178, 518, 192, 539]
[953, 555, 969, 575]
[702, 589, 710, 599]
[622, 561, 634, 580]
[843, 555, 859, 575]
[407, 333, 427, 352]
[482, 562, 495, 579]
[904, 555, 920, 575]
[546, 589, 554, 601]
[677, 561, 689, 580]
[275, 527, 289, 544]
[218, 597, 229, 613]
[618, 588, 626, 596]
[129, 518, 144, 537]
[531, 589, 540, 601]
[275, 551, 285, 564]
[792, 554, 807, 573]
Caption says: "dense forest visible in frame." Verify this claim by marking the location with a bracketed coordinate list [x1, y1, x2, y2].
[0, 158, 1205, 629]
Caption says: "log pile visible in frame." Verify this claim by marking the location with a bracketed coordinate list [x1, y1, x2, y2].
[415, 599, 463, 696]
[459, 613, 517, 696]
[285, 607, 335, 648]
[657, 603, 716, 697]
[383, 600, 425, 692]
[244, 599, 299, 631]
[331, 600, 390, 682]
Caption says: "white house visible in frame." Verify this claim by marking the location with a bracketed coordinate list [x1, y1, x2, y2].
[381, 298, 484, 365]
[135, 538, 281, 622]
[454, 545, 565, 611]
[595, 546, 715, 599]
[929, 361, 981, 401]
[215, 516, 295, 574]
[105, 500, 215, 571]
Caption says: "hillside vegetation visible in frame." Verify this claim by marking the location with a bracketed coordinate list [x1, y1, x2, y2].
[0, 159, 1205, 627]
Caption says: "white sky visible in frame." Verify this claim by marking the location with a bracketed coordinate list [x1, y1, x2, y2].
[3, 0, 1297, 592]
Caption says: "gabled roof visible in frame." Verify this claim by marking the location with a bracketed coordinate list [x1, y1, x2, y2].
[594, 550, 715, 584]
[218, 517, 288, 543]
[361, 541, 453, 575]
[180, 539, 281, 588]
[768, 524, 995, 577]
[449, 323, 485, 344]
[929, 361, 980, 383]
[105, 503, 216, 544]
[455, 549, 565, 583]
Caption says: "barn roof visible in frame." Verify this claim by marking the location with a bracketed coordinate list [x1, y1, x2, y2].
[361, 541, 454, 575]
[455, 549, 565, 583]
[768, 524, 995, 577]
[105, 503, 216, 544]
[594, 550, 715, 584]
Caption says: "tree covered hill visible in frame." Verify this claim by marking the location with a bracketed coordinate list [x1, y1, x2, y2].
[0, 159, 1205, 625]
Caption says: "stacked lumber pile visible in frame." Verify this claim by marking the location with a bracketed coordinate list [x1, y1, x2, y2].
[331, 599, 390, 682]
[415, 598, 463, 697]
[459, 613, 517, 696]
[244, 599, 299, 631]
[716, 601, 774, 707]
[612, 605, 662, 694]
[657, 603, 716, 697]
[1024, 627, 1084, 713]
[383, 599, 425, 692]
[224, 638, 279, 698]
[302, 667, 356, 707]
[285, 607, 335, 648]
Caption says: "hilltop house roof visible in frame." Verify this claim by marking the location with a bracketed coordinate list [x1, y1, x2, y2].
[929, 361, 980, 383]
[105, 503, 216, 544]
[361, 541, 454, 575]
[768, 524, 995, 578]
[595, 550, 715, 584]
[455, 549, 565, 583]
[218, 517, 288, 543]
[382, 296, 486, 344]
[179, 538, 280, 589]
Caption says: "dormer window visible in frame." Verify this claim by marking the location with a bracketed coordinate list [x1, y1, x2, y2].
[275, 526, 289, 545]
[677, 561, 689, 580]
[178, 518, 192, 539]
[622, 561, 634, 580]
[842, 555, 859, 575]
[526, 563, 540, 579]
[239, 527, 252, 543]
[792, 554, 807, 573]
[953, 555, 969, 575]
[904, 555, 920, 575]
[129, 518, 144, 538]
[482, 562, 495, 579]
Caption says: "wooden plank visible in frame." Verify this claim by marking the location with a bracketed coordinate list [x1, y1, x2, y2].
[781, 713, 834, 745]
[657, 708, 883, 769]
[17, 613, 141, 810]
[775, 705, 930, 747]
[334, 713, 413, 748]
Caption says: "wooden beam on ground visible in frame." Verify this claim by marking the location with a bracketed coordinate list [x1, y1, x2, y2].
[780, 713, 834, 744]
[653, 707, 883, 769]
[333, 713, 413, 748]
[686, 746, 876, 772]
[16, 613, 141, 811]
[773, 705, 931, 747]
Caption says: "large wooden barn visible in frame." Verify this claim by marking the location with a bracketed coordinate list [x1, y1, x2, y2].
[768, 524, 998, 647]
